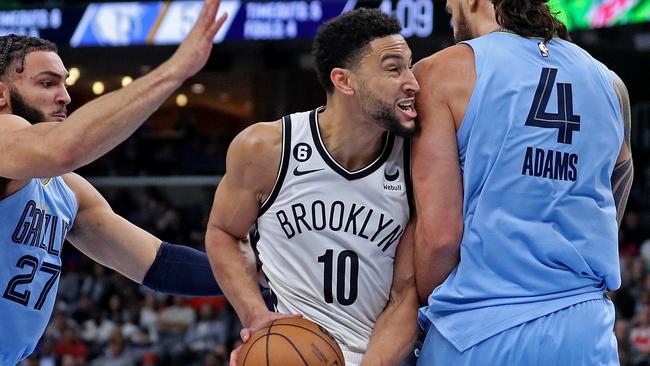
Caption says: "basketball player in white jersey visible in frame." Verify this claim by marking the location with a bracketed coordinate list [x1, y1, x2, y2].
[206, 8, 419, 366]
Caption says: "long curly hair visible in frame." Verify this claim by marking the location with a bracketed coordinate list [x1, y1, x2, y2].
[492, 0, 570, 42]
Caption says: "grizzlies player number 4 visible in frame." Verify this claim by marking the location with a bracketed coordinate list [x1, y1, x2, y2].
[522, 67, 580, 182]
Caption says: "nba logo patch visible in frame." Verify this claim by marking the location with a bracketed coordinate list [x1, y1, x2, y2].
[538, 42, 549, 57]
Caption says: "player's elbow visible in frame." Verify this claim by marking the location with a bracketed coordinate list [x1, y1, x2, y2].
[50, 143, 86, 173]
[415, 218, 463, 255]
[204, 225, 224, 255]
[204, 223, 242, 257]
[414, 219, 462, 303]
[53, 150, 80, 173]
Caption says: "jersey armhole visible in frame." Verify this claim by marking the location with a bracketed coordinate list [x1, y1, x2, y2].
[258, 115, 292, 216]
[455, 42, 480, 149]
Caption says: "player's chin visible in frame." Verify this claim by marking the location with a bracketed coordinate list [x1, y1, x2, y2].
[395, 118, 419, 137]
[398, 115, 417, 129]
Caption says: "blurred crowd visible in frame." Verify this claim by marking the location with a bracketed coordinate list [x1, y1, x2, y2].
[76, 119, 231, 177]
[614, 207, 650, 366]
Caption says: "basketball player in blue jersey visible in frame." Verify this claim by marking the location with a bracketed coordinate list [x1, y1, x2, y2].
[412, 0, 634, 363]
[0, 1, 229, 364]
[206, 9, 420, 366]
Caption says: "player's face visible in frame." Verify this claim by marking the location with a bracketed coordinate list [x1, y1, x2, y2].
[447, 0, 474, 42]
[7, 51, 70, 123]
[354, 35, 419, 137]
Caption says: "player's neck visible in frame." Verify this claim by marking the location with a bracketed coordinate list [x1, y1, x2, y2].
[471, 6, 500, 37]
[318, 105, 386, 172]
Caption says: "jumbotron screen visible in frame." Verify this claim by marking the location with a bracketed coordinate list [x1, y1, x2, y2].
[549, 0, 650, 30]
[0, 0, 445, 47]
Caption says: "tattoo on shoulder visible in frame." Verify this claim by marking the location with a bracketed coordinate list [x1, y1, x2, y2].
[610, 71, 631, 147]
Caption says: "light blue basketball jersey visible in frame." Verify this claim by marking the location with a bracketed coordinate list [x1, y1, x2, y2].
[0, 177, 77, 364]
[420, 32, 623, 352]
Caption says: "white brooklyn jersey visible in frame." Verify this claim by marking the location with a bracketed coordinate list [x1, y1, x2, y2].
[256, 107, 412, 361]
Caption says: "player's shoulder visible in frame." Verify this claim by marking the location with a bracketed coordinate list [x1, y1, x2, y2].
[414, 44, 474, 79]
[233, 119, 283, 149]
[414, 45, 475, 102]
[60, 172, 86, 190]
[0, 114, 32, 133]
[226, 119, 283, 183]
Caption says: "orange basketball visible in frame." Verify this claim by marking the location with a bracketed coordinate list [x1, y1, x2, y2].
[237, 318, 345, 366]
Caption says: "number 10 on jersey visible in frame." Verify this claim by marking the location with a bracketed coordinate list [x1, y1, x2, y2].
[318, 250, 359, 305]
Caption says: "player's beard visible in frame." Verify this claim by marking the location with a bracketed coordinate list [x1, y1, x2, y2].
[9, 87, 47, 123]
[357, 83, 418, 138]
[453, 7, 474, 42]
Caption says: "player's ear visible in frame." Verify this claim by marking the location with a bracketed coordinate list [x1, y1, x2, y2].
[330, 68, 355, 96]
[0, 81, 10, 111]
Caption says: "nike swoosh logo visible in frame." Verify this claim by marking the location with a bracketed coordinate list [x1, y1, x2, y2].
[293, 166, 324, 176]
[384, 169, 399, 181]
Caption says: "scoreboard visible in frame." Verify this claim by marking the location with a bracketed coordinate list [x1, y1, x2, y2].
[0, 0, 444, 47]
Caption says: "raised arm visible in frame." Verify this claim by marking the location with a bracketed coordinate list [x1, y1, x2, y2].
[205, 121, 290, 327]
[362, 219, 418, 366]
[411, 45, 474, 303]
[610, 71, 633, 226]
[0, 0, 227, 179]
[63, 173, 221, 296]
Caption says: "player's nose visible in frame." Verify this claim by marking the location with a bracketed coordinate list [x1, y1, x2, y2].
[403, 69, 420, 95]
[56, 85, 71, 106]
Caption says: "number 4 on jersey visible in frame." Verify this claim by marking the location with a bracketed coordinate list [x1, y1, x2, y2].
[525, 68, 581, 144]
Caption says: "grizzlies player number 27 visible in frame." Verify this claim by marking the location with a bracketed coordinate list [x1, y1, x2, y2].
[3, 255, 60, 310]
[318, 249, 359, 305]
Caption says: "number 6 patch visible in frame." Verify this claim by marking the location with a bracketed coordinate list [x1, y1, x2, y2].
[293, 143, 312, 162]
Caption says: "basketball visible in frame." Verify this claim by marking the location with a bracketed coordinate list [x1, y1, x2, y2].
[237, 318, 345, 366]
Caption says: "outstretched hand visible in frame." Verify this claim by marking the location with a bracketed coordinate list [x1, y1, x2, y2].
[229, 311, 303, 366]
[169, 0, 228, 79]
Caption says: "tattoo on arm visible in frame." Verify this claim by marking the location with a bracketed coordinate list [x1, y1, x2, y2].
[612, 158, 633, 226]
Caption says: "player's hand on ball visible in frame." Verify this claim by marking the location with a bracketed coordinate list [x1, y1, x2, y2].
[229, 311, 302, 366]
[232, 318, 344, 366]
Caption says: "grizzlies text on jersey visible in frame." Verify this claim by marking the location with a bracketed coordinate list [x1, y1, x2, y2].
[0, 177, 77, 365]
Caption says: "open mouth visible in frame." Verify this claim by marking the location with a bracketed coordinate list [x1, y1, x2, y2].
[398, 101, 414, 112]
[397, 100, 417, 119]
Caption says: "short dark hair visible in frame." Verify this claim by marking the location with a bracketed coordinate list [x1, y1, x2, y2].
[492, 0, 570, 42]
[0, 34, 58, 79]
[312, 8, 402, 93]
